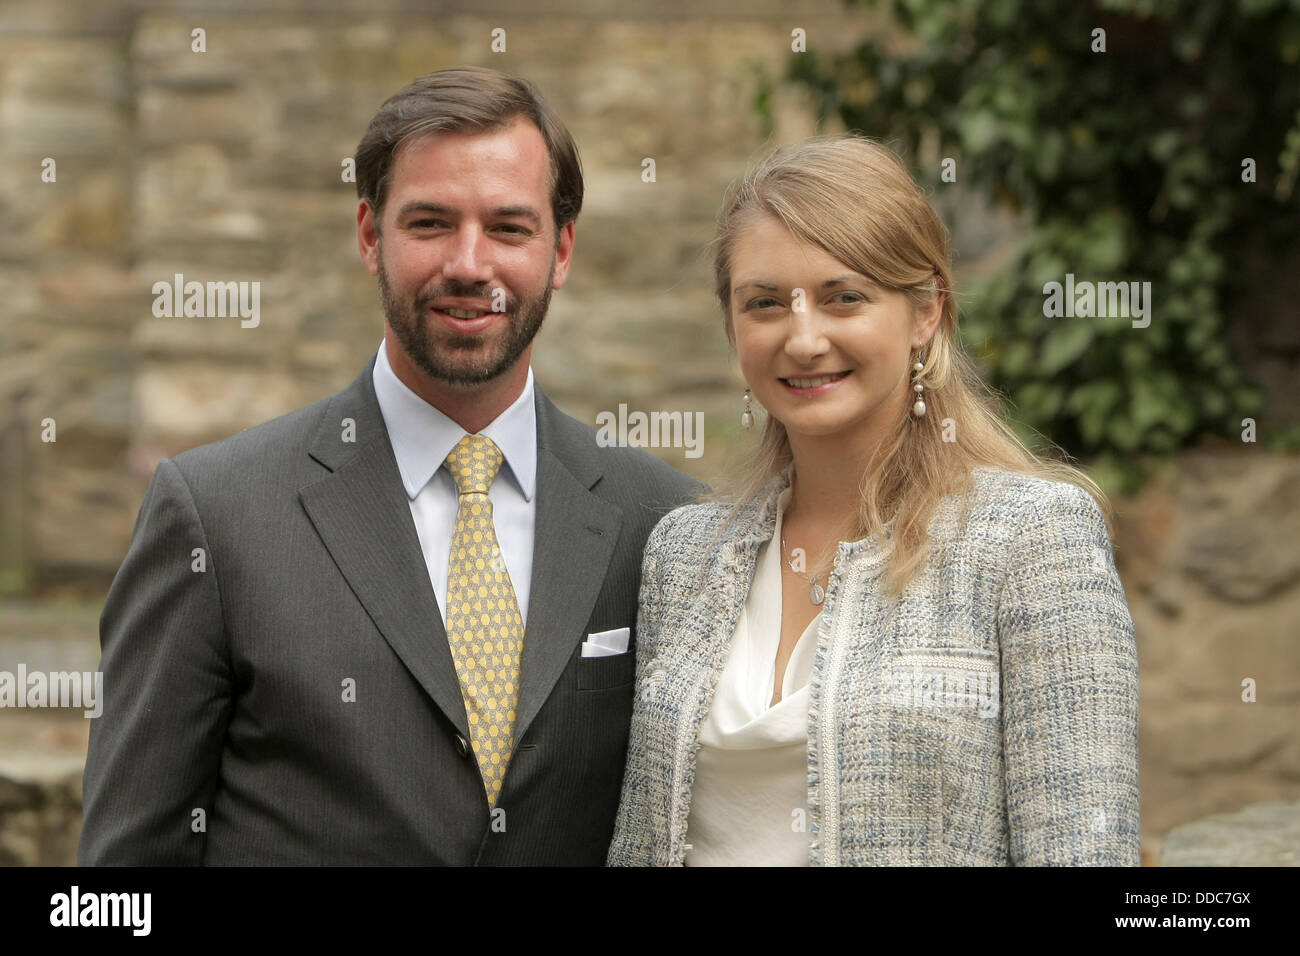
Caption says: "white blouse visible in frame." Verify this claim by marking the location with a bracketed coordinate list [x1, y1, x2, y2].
[684, 487, 820, 866]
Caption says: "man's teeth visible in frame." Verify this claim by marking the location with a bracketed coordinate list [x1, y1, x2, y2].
[785, 372, 848, 388]
[444, 308, 489, 319]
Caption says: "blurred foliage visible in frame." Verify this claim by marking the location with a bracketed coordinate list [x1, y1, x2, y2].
[782, 0, 1300, 490]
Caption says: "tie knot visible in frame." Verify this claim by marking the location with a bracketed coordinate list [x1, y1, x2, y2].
[444, 434, 504, 496]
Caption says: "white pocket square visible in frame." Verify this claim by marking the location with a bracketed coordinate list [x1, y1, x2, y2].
[582, 626, 630, 657]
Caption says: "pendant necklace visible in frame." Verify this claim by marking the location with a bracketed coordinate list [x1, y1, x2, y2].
[781, 535, 826, 606]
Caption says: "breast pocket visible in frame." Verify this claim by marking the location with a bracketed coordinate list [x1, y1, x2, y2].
[885, 646, 1000, 719]
[576, 650, 637, 692]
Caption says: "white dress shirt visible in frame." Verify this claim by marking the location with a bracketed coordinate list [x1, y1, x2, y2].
[371, 339, 537, 628]
[684, 486, 819, 866]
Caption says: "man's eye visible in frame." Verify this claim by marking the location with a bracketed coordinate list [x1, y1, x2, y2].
[410, 220, 445, 228]
[496, 224, 530, 235]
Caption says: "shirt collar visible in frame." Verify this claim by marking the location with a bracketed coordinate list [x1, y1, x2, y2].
[371, 339, 537, 502]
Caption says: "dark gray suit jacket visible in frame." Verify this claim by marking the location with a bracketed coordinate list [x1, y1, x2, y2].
[78, 355, 700, 865]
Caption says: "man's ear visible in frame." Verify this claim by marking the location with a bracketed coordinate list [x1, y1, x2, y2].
[357, 200, 380, 276]
[551, 219, 576, 289]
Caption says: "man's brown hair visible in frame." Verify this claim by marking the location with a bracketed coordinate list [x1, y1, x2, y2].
[355, 66, 583, 238]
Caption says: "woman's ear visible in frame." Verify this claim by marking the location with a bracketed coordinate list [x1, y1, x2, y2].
[912, 286, 945, 350]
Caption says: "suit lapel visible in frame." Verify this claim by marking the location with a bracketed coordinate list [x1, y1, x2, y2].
[297, 360, 627, 745]
[299, 356, 470, 736]
[512, 388, 622, 745]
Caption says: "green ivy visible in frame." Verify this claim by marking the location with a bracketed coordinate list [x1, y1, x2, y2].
[784, 0, 1298, 489]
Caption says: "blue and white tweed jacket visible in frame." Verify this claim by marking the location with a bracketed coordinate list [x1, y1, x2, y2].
[607, 464, 1140, 866]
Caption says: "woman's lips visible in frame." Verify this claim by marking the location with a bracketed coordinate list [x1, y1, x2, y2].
[780, 370, 851, 396]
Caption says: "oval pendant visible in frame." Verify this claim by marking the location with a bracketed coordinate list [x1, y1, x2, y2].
[809, 582, 826, 605]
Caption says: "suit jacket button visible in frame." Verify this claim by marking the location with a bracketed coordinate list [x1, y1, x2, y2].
[454, 733, 470, 758]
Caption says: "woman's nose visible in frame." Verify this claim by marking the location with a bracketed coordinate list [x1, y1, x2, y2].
[784, 307, 830, 362]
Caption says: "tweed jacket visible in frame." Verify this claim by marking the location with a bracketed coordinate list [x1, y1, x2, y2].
[607, 464, 1140, 866]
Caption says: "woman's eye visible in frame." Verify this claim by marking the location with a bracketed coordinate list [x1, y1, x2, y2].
[831, 291, 866, 304]
[749, 297, 782, 310]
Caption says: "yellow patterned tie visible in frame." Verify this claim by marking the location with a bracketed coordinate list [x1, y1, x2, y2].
[443, 434, 524, 809]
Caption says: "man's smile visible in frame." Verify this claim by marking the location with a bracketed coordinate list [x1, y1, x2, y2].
[428, 305, 506, 335]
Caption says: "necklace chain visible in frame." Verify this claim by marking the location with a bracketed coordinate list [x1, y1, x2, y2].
[780, 535, 826, 606]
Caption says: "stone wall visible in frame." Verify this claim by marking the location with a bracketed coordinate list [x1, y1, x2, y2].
[0, 0, 893, 596]
[1118, 450, 1300, 863]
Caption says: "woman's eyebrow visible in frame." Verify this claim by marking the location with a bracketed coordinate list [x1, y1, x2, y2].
[732, 280, 780, 295]
[822, 274, 881, 290]
[733, 275, 873, 295]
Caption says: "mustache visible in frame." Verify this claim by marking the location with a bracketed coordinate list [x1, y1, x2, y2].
[415, 283, 514, 312]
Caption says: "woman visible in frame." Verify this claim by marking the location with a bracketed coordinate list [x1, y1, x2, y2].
[607, 134, 1140, 866]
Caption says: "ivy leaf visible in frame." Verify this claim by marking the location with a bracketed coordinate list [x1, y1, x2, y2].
[1017, 381, 1065, 421]
[1037, 321, 1094, 376]
[960, 110, 999, 152]
[1130, 375, 1169, 431]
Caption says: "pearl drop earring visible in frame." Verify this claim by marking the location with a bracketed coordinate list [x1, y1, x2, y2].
[911, 359, 927, 418]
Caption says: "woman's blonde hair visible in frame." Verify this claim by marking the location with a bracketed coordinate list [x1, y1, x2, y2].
[708, 133, 1112, 601]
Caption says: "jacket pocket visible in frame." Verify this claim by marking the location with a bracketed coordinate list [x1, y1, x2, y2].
[885, 646, 1000, 719]
[576, 649, 637, 691]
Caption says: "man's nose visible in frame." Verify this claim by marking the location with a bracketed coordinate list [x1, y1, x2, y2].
[441, 225, 494, 284]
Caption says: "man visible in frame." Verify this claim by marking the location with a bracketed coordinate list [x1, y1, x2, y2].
[78, 66, 700, 865]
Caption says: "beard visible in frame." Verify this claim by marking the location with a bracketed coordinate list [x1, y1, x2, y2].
[377, 245, 554, 388]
